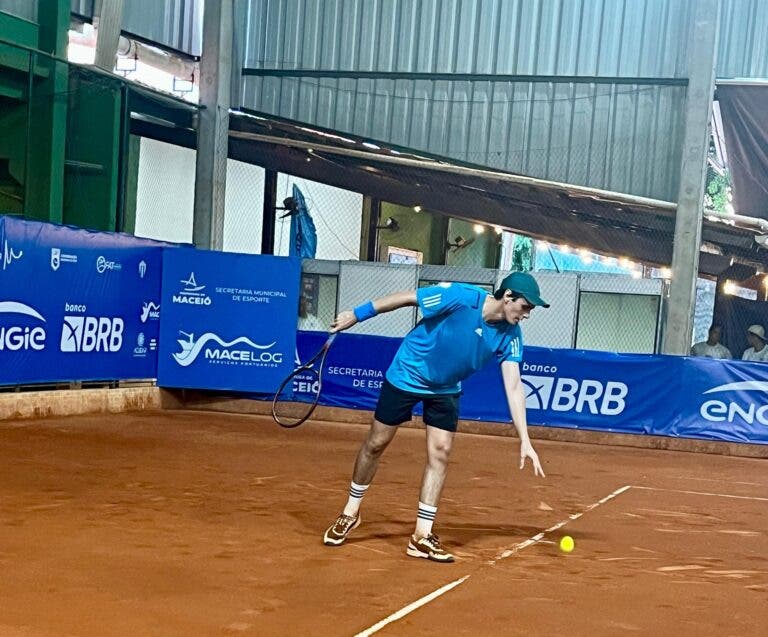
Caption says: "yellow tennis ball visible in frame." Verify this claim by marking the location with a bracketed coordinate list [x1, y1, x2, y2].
[559, 535, 575, 553]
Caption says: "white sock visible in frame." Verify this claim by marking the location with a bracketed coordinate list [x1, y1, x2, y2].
[415, 502, 437, 538]
[342, 481, 369, 517]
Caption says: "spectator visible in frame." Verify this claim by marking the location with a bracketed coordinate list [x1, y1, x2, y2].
[691, 324, 732, 359]
[742, 324, 768, 362]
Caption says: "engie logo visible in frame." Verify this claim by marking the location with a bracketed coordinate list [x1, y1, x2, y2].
[0, 301, 46, 351]
[172, 273, 212, 306]
[60, 316, 124, 352]
[140, 301, 160, 323]
[172, 331, 283, 367]
[522, 365, 628, 416]
[700, 381, 768, 426]
[96, 256, 122, 274]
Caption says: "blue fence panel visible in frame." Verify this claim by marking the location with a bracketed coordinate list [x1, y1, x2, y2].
[295, 332, 768, 445]
[0, 216, 164, 385]
[157, 249, 300, 392]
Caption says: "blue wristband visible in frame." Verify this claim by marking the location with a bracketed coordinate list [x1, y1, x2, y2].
[353, 301, 377, 322]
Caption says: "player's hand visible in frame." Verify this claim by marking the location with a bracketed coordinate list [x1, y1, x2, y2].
[520, 440, 545, 477]
[330, 310, 358, 333]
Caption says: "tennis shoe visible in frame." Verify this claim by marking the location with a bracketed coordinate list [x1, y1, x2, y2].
[323, 512, 360, 546]
[407, 533, 455, 563]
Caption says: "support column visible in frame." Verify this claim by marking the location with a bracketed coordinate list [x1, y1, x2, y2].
[365, 198, 381, 261]
[26, 0, 69, 223]
[94, 0, 125, 72]
[662, 0, 720, 355]
[261, 169, 277, 254]
[193, 0, 233, 250]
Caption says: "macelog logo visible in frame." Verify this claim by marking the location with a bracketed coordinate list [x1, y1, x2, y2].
[700, 381, 768, 426]
[140, 301, 160, 323]
[60, 316, 124, 352]
[522, 372, 628, 416]
[173, 331, 282, 367]
[0, 301, 46, 351]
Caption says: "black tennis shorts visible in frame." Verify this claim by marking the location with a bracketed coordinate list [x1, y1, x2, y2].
[374, 380, 461, 432]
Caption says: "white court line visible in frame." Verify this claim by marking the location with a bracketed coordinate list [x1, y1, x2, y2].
[354, 576, 470, 637]
[353, 484, 631, 637]
[633, 486, 768, 502]
[491, 484, 631, 563]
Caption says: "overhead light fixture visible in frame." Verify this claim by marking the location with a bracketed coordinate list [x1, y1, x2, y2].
[494, 226, 503, 235]
[413, 205, 422, 213]
[473, 224, 485, 234]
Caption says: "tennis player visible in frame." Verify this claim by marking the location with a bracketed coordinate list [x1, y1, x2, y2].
[322, 272, 548, 562]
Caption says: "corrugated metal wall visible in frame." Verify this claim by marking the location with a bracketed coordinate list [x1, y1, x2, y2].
[242, 0, 693, 78]
[239, 0, 699, 201]
[237, 0, 767, 201]
[718, 0, 768, 79]
[70, 0, 202, 57]
[244, 76, 685, 200]
[0, 0, 37, 21]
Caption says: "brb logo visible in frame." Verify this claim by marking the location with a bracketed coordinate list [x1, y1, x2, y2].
[172, 330, 283, 367]
[521, 363, 628, 416]
[60, 316, 124, 352]
[700, 381, 768, 426]
[0, 301, 46, 351]
[172, 273, 212, 306]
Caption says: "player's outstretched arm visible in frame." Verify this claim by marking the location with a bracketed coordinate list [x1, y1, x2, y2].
[501, 360, 545, 477]
[330, 290, 418, 333]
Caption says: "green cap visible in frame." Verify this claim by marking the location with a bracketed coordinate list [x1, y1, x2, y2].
[495, 272, 550, 308]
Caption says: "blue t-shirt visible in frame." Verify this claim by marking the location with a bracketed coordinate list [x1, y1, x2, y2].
[386, 283, 524, 394]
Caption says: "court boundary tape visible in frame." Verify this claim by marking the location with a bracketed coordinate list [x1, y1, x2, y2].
[353, 484, 632, 637]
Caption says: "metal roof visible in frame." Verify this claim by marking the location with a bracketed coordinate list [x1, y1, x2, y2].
[226, 111, 766, 280]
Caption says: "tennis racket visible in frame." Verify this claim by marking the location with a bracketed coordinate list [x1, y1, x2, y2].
[271, 332, 337, 428]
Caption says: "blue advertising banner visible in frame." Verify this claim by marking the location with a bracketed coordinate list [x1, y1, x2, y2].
[157, 249, 300, 392]
[0, 216, 165, 385]
[294, 332, 768, 445]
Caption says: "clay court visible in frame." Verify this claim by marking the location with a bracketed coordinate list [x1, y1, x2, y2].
[0, 410, 766, 636]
